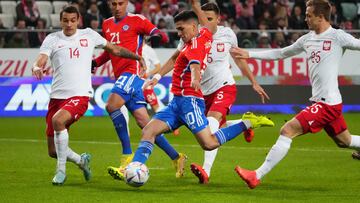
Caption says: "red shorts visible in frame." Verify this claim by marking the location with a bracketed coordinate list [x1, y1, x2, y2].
[143, 87, 159, 106]
[46, 96, 89, 137]
[204, 85, 237, 126]
[295, 102, 347, 137]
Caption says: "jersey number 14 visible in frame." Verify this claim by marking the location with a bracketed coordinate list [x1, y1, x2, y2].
[69, 48, 80, 59]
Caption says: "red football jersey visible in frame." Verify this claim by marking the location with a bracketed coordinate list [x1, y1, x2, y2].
[101, 14, 157, 78]
[171, 27, 213, 98]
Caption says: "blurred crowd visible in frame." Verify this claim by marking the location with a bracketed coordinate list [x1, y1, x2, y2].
[0, 0, 359, 48]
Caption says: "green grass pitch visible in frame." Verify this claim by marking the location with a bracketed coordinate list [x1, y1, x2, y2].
[1, 114, 360, 202]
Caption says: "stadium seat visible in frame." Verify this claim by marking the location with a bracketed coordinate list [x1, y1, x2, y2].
[341, 3, 358, 21]
[37, 1, 53, 15]
[53, 1, 68, 14]
[0, 14, 15, 28]
[41, 14, 51, 28]
[50, 14, 60, 28]
[0, 1, 17, 17]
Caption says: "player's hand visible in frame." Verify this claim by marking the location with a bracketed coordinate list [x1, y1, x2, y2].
[191, 79, 201, 91]
[32, 66, 44, 80]
[143, 78, 158, 90]
[253, 83, 270, 103]
[138, 57, 147, 77]
[230, 47, 249, 59]
[91, 60, 97, 74]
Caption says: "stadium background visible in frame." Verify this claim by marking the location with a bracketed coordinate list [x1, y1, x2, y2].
[1, 1, 360, 202]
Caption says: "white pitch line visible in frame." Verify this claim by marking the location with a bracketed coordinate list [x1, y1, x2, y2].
[0, 138, 350, 153]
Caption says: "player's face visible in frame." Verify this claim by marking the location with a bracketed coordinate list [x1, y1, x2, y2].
[111, 0, 128, 20]
[305, 6, 321, 30]
[175, 20, 198, 43]
[60, 12, 79, 36]
[203, 10, 220, 27]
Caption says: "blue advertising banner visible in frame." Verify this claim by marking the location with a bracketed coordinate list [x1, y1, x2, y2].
[0, 77, 173, 117]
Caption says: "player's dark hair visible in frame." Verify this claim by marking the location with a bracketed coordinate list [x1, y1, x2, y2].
[201, 2, 220, 15]
[306, 0, 331, 21]
[174, 10, 198, 23]
[60, 6, 80, 20]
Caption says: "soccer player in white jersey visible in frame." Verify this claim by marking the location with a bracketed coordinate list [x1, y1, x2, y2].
[230, 0, 360, 189]
[189, 2, 270, 184]
[32, 6, 146, 185]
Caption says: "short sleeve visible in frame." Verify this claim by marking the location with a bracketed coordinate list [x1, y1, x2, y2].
[87, 28, 107, 48]
[336, 29, 360, 50]
[135, 14, 157, 35]
[228, 29, 238, 47]
[185, 38, 204, 64]
[39, 34, 57, 56]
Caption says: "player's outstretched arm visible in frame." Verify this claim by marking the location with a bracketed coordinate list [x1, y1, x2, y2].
[32, 54, 48, 80]
[189, 0, 216, 34]
[104, 42, 146, 75]
[144, 50, 180, 90]
[232, 55, 270, 103]
[230, 36, 304, 60]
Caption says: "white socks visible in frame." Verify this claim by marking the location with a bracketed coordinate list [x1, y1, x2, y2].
[255, 135, 292, 180]
[54, 129, 69, 173]
[226, 119, 251, 129]
[350, 135, 360, 149]
[67, 147, 81, 165]
[203, 117, 220, 177]
[226, 119, 242, 126]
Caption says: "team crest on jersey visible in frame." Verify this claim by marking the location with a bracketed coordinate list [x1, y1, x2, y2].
[323, 40, 331, 51]
[123, 25, 129, 31]
[80, 39, 88, 47]
[217, 43, 225, 52]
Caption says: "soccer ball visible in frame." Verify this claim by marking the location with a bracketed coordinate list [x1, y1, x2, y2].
[124, 162, 149, 187]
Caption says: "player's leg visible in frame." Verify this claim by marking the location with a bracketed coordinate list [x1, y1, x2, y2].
[235, 117, 300, 189]
[183, 97, 266, 150]
[324, 115, 360, 152]
[51, 97, 91, 185]
[191, 111, 221, 184]
[51, 109, 72, 185]
[106, 92, 131, 156]
[132, 118, 172, 164]
[132, 101, 186, 178]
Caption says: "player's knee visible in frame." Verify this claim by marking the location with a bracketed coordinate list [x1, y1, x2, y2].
[52, 117, 64, 130]
[280, 125, 296, 138]
[335, 141, 349, 148]
[136, 118, 149, 129]
[141, 125, 156, 140]
[105, 103, 115, 113]
[201, 142, 217, 151]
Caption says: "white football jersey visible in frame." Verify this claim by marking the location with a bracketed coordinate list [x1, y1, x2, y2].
[40, 28, 107, 99]
[201, 26, 237, 95]
[142, 43, 160, 73]
[250, 26, 360, 105]
[176, 26, 237, 96]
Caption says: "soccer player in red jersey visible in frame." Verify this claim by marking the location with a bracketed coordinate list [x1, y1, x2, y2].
[92, 0, 186, 180]
[130, 0, 274, 178]
[188, 2, 270, 184]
